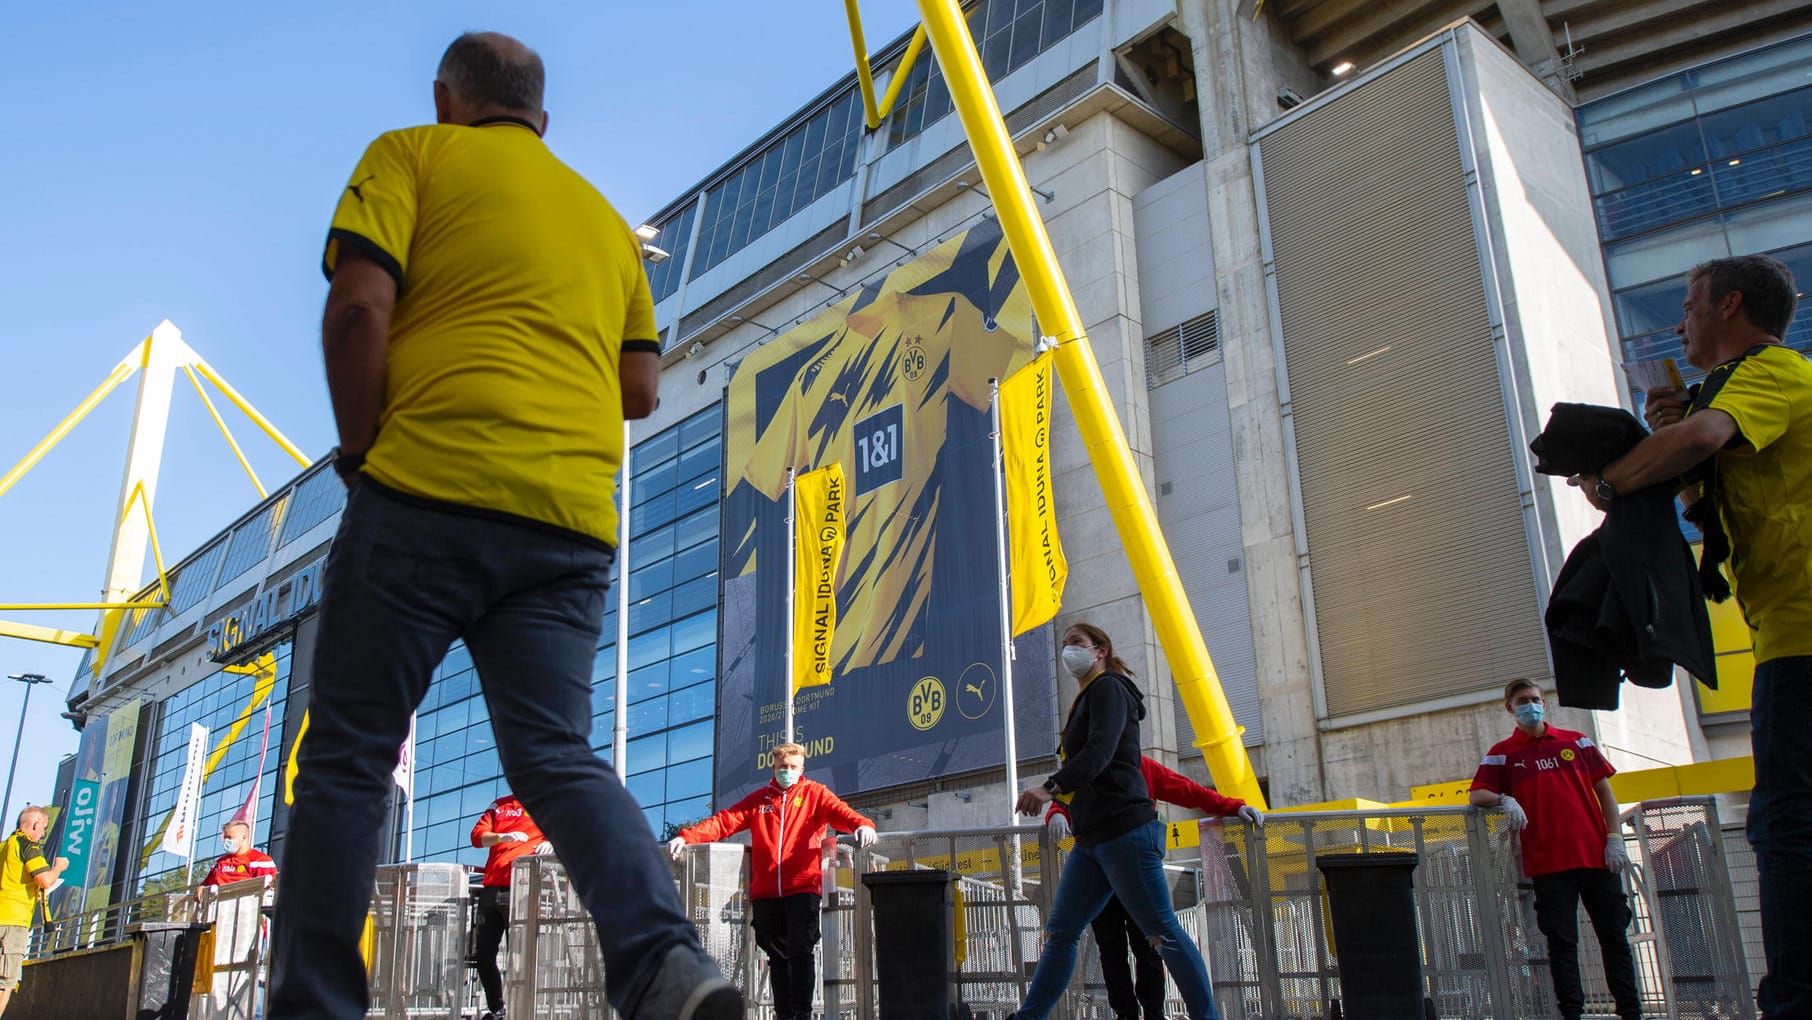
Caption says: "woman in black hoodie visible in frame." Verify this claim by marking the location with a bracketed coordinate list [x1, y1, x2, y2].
[1010, 623, 1220, 1020]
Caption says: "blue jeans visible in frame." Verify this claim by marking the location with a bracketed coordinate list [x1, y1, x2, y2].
[267, 483, 697, 1019]
[1018, 820, 1218, 1020]
[1748, 656, 1812, 1019]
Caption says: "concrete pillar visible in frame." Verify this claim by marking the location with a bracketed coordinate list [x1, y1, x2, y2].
[1179, 0, 1326, 805]
[1498, 0, 1574, 101]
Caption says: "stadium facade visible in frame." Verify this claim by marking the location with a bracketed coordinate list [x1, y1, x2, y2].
[52, 0, 1812, 903]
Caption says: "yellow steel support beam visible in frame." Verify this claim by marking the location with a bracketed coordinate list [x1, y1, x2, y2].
[913, 0, 1266, 807]
[183, 365, 266, 497]
[189, 358, 310, 467]
[0, 619, 100, 649]
[0, 352, 138, 501]
[876, 27, 930, 126]
[844, 4, 930, 130]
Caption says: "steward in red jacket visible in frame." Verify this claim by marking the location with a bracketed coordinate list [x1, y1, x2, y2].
[469, 795, 548, 1018]
[203, 820, 278, 887]
[1046, 756, 1262, 1020]
[669, 743, 876, 1020]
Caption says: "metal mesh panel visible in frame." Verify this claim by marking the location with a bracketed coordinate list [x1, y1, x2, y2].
[366, 863, 468, 1019]
[851, 826, 1053, 1019]
[506, 857, 609, 1020]
[1203, 808, 1551, 1019]
[193, 879, 269, 1020]
[1627, 799, 1755, 1019]
[682, 842, 760, 1002]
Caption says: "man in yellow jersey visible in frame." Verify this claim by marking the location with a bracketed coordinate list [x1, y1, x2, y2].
[0, 807, 67, 1016]
[1573, 253, 1810, 1018]
[269, 34, 740, 1020]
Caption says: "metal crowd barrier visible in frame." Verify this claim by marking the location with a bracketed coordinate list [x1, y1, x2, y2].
[18, 799, 1753, 1020]
[365, 862, 470, 1019]
[1199, 797, 1754, 1020]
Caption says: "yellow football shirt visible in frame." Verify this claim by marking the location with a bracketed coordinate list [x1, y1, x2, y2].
[323, 117, 658, 546]
[1702, 343, 1812, 662]
[0, 831, 49, 928]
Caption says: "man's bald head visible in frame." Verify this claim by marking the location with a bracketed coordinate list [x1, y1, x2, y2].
[435, 32, 546, 124]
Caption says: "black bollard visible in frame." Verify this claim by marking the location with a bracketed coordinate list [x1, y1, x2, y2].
[1315, 851, 1428, 1020]
[860, 869, 959, 1020]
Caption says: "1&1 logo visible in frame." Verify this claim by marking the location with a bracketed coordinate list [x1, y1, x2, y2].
[908, 677, 946, 731]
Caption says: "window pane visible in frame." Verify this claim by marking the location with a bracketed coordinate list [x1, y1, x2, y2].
[627, 695, 669, 735]
[631, 659, 672, 703]
[669, 682, 715, 725]
[672, 610, 717, 655]
[670, 646, 717, 688]
[627, 733, 668, 775]
[668, 720, 714, 765]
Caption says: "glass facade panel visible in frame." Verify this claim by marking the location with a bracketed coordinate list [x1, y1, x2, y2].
[136, 643, 293, 892]
[168, 540, 228, 615]
[404, 404, 725, 859]
[886, 0, 1102, 149]
[690, 94, 860, 279]
[277, 465, 346, 546]
[216, 495, 290, 590]
[645, 202, 697, 307]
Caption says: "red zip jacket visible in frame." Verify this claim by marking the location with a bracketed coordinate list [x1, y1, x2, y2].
[470, 796, 546, 887]
[679, 778, 873, 900]
[1047, 756, 1244, 826]
[203, 848, 277, 886]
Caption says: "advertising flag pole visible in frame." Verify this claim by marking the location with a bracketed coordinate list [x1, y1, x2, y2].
[614, 419, 633, 777]
[785, 467, 798, 744]
[988, 380, 1021, 826]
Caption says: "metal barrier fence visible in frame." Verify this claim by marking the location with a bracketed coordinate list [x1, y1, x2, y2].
[1200, 797, 1754, 1020]
[191, 878, 269, 1020]
[365, 863, 470, 1019]
[18, 798, 1755, 1019]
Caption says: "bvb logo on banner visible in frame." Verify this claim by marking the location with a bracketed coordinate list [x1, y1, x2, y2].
[793, 463, 846, 695]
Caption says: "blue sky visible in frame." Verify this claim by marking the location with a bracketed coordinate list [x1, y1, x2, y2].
[0, 1, 921, 831]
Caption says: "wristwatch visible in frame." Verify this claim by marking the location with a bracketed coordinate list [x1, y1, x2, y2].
[1594, 476, 1617, 504]
[331, 446, 366, 479]
[1043, 777, 1062, 796]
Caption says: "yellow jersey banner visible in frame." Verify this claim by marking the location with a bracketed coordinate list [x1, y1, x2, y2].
[717, 219, 1059, 800]
[793, 463, 846, 695]
[1001, 353, 1067, 635]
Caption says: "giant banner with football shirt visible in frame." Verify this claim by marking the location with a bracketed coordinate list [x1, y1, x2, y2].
[717, 219, 1058, 804]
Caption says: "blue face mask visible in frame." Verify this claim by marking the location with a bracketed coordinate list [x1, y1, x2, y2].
[1514, 702, 1545, 728]
[775, 768, 801, 788]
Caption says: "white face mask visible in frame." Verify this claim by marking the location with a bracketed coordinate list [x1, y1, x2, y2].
[1061, 645, 1097, 679]
[224, 837, 239, 852]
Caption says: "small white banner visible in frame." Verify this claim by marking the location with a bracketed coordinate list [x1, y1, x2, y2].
[161, 723, 210, 859]
[393, 714, 416, 792]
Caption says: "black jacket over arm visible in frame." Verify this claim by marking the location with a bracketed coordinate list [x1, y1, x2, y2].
[1050, 672, 1156, 845]
[1529, 403, 1717, 709]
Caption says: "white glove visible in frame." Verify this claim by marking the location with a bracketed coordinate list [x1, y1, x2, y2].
[1499, 796, 1528, 833]
[1047, 812, 1071, 841]
[532, 841, 553, 856]
[1604, 836, 1630, 874]
[667, 836, 687, 860]
[854, 825, 877, 848]
[496, 831, 529, 844]
[1237, 804, 1265, 828]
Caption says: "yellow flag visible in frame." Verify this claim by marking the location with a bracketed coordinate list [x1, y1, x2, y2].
[793, 463, 846, 694]
[1001, 354, 1067, 634]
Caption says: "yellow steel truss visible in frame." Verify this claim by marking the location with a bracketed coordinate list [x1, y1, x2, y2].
[0, 321, 309, 688]
[842, 1, 1266, 805]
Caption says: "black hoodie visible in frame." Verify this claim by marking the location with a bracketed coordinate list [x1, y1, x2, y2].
[1049, 671, 1155, 845]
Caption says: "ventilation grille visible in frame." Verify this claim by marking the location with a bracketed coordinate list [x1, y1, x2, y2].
[1145, 310, 1219, 389]
[1257, 48, 1549, 720]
